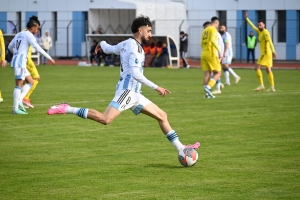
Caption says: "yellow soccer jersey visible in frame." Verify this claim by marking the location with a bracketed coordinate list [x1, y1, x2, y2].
[246, 18, 275, 55]
[201, 26, 220, 57]
[0, 30, 5, 61]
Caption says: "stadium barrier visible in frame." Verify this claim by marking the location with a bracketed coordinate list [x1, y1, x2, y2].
[85, 34, 180, 68]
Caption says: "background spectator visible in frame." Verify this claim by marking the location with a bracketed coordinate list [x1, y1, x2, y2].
[247, 31, 257, 63]
[180, 31, 189, 68]
[39, 30, 52, 64]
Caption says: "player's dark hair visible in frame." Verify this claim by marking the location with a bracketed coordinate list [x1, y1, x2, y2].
[258, 19, 265, 24]
[131, 15, 152, 33]
[26, 16, 40, 29]
[203, 21, 211, 28]
[211, 16, 219, 23]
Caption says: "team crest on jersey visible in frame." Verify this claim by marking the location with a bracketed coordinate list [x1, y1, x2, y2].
[135, 59, 139, 64]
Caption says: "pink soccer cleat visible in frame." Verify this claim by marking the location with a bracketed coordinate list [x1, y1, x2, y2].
[47, 103, 69, 115]
[184, 142, 201, 150]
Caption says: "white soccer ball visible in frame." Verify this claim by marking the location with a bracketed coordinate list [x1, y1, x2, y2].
[178, 147, 198, 167]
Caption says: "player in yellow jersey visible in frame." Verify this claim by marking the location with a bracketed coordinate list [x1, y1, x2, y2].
[0, 29, 7, 102]
[244, 11, 278, 92]
[23, 45, 40, 108]
[200, 17, 223, 98]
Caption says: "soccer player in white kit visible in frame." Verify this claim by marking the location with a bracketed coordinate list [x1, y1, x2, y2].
[8, 16, 55, 114]
[47, 16, 200, 153]
[219, 25, 241, 86]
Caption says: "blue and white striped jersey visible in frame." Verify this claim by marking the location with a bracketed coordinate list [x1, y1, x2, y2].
[8, 30, 51, 68]
[100, 38, 157, 93]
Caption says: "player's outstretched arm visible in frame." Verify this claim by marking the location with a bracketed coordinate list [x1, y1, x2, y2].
[244, 10, 259, 33]
[99, 41, 120, 55]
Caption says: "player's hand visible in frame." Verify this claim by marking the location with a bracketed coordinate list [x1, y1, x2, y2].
[1, 60, 7, 68]
[273, 52, 278, 59]
[155, 86, 171, 97]
[244, 10, 248, 19]
[95, 42, 101, 54]
[49, 59, 55, 65]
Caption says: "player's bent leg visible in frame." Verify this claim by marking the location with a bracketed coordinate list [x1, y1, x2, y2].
[92, 106, 121, 125]
[141, 103, 172, 134]
[141, 103, 200, 151]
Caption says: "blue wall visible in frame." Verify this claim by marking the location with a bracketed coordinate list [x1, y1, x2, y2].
[25, 12, 38, 21]
[286, 10, 297, 60]
[0, 12, 7, 34]
[72, 12, 85, 57]
[236, 10, 256, 60]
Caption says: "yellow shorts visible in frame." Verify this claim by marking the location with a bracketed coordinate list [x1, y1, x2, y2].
[201, 54, 221, 72]
[257, 53, 273, 68]
[26, 58, 40, 79]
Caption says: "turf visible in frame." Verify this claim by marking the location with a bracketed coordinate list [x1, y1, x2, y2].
[0, 65, 300, 199]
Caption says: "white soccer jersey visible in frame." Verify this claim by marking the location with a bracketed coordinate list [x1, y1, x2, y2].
[8, 30, 51, 68]
[222, 32, 233, 56]
[100, 38, 157, 93]
[217, 32, 224, 56]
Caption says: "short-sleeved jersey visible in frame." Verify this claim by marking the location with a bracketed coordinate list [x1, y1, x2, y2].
[258, 29, 273, 55]
[201, 26, 218, 57]
[8, 30, 51, 68]
[222, 32, 232, 49]
[222, 32, 233, 57]
[101, 38, 157, 93]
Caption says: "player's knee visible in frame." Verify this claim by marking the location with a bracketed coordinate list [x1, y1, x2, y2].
[158, 110, 168, 121]
[100, 117, 113, 125]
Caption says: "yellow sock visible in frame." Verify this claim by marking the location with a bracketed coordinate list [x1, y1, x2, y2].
[24, 80, 39, 100]
[208, 79, 216, 88]
[0, 90, 2, 98]
[256, 69, 264, 85]
[267, 71, 275, 87]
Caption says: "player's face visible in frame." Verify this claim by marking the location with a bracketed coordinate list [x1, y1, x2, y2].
[141, 26, 152, 45]
[219, 25, 225, 34]
[258, 22, 265, 31]
[212, 20, 219, 28]
[30, 25, 40, 34]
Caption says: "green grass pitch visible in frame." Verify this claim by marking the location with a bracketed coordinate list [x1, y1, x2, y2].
[1, 65, 300, 199]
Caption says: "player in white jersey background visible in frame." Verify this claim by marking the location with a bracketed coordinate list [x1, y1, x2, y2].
[8, 16, 55, 114]
[219, 25, 241, 86]
[47, 16, 200, 153]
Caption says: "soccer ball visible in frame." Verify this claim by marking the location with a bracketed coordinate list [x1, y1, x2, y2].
[178, 147, 198, 167]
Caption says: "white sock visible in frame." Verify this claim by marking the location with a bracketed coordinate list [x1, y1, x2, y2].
[13, 86, 22, 111]
[66, 106, 79, 114]
[216, 79, 221, 91]
[224, 71, 230, 84]
[20, 83, 32, 100]
[228, 67, 238, 78]
[166, 130, 184, 151]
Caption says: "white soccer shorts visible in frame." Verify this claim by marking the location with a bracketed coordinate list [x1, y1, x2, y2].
[109, 89, 152, 115]
[13, 67, 30, 80]
[222, 55, 232, 65]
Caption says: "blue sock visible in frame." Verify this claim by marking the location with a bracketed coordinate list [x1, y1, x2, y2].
[76, 108, 88, 119]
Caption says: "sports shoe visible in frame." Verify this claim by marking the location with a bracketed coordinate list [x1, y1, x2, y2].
[184, 142, 201, 150]
[220, 83, 224, 89]
[235, 76, 241, 84]
[205, 93, 216, 98]
[19, 102, 27, 113]
[204, 86, 215, 98]
[47, 103, 70, 115]
[266, 88, 276, 92]
[211, 90, 221, 95]
[0, 97, 3, 103]
[254, 85, 265, 92]
[186, 65, 190, 69]
[224, 82, 231, 86]
[12, 109, 28, 114]
[23, 99, 34, 108]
